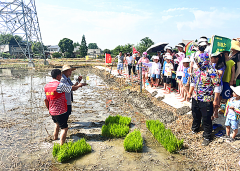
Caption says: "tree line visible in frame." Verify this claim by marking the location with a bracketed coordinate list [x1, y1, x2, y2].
[0, 33, 155, 59]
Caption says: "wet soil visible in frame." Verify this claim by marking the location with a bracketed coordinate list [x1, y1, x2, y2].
[1, 67, 233, 171]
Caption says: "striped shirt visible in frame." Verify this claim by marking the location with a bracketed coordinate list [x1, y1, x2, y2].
[61, 74, 74, 105]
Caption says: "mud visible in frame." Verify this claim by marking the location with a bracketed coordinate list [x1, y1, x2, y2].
[0, 67, 199, 171]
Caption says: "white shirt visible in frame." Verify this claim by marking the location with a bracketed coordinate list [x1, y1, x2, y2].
[126, 56, 133, 64]
[142, 62, 161, 75]
[190, 52, 198, 69]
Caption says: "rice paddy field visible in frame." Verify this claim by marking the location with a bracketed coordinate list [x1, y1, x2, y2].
[0, 67, 198, 170]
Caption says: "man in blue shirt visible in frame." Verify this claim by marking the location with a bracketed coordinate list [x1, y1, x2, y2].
[61, 65, 87, 116]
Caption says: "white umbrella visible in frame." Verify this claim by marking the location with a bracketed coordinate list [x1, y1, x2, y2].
[146, 42, 169, 53]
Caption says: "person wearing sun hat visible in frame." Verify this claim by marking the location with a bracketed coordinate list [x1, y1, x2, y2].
[175, 43, 185, 99]
[188, 43, 221, 146]
[230, 39, 240, 86]
[142, 55, 161, 88]
[61, 65, 88, 117]
[222, 86, 240, 142]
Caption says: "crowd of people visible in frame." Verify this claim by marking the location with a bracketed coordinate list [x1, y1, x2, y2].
[114, 37, 240, 146]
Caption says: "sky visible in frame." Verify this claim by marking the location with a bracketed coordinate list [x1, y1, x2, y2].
[36, 0, 240, 50]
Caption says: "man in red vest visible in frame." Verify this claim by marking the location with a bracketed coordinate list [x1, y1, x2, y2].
[44, 69, 84, 145]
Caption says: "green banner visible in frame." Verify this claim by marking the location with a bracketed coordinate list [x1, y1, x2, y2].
[211, 35, 231, 54]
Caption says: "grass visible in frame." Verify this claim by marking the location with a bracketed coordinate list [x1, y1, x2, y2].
[52, 138, 91, 163]
[101, 123, 129, 138]
[124, 129, 143, 152]
[105, 115, 131, 126]
[146, 120, 183, 153]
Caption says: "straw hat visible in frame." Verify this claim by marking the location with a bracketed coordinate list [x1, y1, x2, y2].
[230, 86, 240, 96]
[231, 40, 240, 51]
[62, 65, 76, 72]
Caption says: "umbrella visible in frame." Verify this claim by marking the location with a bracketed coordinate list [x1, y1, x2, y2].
[146, 42, 169, 53]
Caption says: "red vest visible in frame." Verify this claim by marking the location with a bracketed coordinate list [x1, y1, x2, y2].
[44, 80, 67, 116]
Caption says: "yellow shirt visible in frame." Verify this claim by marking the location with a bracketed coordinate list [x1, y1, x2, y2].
[222, 60, 235, 83]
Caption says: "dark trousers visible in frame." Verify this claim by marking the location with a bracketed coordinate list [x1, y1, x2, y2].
[67, 105, 72, 116]
[191, 98, 213, 140]
[128, 65, 136, 75]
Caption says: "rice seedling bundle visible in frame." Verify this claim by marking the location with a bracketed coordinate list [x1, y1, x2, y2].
[102, 123, 129, 138]
[146, 120, 183, 153]
[105, 115, 131, 126]
[52, 138, 91, 162]
[124, 129, 143, 152]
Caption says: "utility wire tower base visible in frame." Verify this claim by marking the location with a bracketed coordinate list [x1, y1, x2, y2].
[0, 0, 46, 66]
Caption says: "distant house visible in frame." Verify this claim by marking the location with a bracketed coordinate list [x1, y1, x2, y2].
[46, 45, 60, 54]
[0, 44, 29, 57]
[88, 49, 102, 58]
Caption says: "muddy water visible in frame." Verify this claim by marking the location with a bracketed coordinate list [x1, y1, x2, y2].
[0, 68, 195, 170]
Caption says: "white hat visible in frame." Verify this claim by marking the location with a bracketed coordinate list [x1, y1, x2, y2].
[199, 37, 208, 42]
[174, 59, 179, 62]
[198, 41, 208, 46]
[230, 86, 240, 96]
[152, 55, 159, 60]
[62, 65, 76, 72]
[165, 46, 172, 50]
[165, 53, 172, 60]
[182, 58, 190, 63]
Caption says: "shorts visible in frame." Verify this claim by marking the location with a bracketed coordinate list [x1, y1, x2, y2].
[177, 76, 182, 80]
[221, 82, 231, 99]
[163, 76, 167, 83]
[117, 63, 123, 70]
[163, 76, 171, 84]
[151, 74, 160, 79]
[142, 71, 148, 76]
[225, 117, 239, 130]
[52, 112, 69, 129]
[136, 65, 140, 70]
[67, 105, 72, 116]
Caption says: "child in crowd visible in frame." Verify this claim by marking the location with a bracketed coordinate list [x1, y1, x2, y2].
[142, 55, 161, 88]
[161, 54, 167, 91]
[172, 58, 179, 90]
[211, 51, 226, 116]
[163, 54, 173, 94]
[222, 86, 240, 142]
[138, 52, 150, 88]
[175, 43, 186, 99]
[180, 58, 190, 102]
[221, 51, 235, 103]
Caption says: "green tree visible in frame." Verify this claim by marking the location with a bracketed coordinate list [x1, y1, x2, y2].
[58, 38, 74, 57]
[135, 37, 154, 53]
[79, 35, 88, 57]
[103, 49, 111, 54]
[51, 52, 62, 58]
[0, 34, 23, 45]
[88, 43, 98, 49]
[73, 42, 80, 48]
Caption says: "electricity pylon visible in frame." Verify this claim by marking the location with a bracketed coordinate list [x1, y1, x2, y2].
[0, 0, 46, 66]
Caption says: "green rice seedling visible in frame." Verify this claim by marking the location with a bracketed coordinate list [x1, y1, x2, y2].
[52, 138, 91, 163]
[124, 129, 143, 152]
[146, 120, 183, 153]
[102, 124, 129, 138]
[105, 115, 131, 126]
[52, 143, 61, 157]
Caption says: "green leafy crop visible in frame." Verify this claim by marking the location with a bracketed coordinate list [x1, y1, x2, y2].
[52, 138, 91, 162]
[105, 115, 131, 126]
[146, 120, 183, 153]
[124, 129, 143, 152]
[101, 123, 129, 138]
